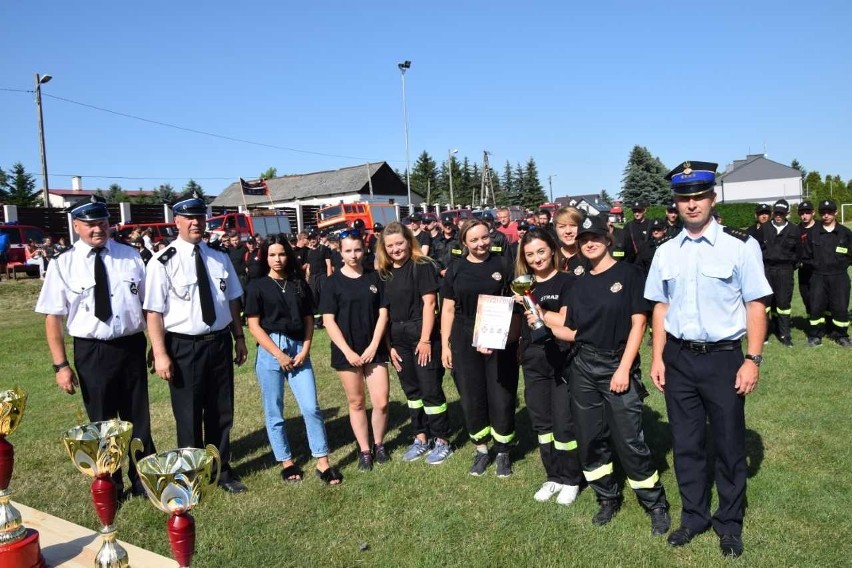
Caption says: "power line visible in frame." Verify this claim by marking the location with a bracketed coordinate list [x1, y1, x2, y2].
[45, 173, 234, 181]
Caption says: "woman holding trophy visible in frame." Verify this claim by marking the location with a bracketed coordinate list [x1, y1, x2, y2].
[245, 235, 343, 485]
[534, 215, 670, 534]
[319, 229, 391, 472]
[377, 222, 453, 465]
[512, 228, 583, 505]
[440, 219, 519, 478]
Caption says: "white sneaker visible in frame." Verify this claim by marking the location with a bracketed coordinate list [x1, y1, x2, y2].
[534, 481, 563, 502]
[556, 484, 579, 506]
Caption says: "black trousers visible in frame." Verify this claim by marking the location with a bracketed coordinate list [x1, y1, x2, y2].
[571, 346, 666, 510]
[663, 338, 745, 536]
[798, 265, 813, 315]
[808, 272, 851, 339]
[73, 332, 155, 487]
[308, 274, 325, 310]
[166, 331, 236, 478]
[450, 318, 519, 453]
[765, 265, 794, 314]
[522, 341, 582, 486]
[390, 320, 450, 440]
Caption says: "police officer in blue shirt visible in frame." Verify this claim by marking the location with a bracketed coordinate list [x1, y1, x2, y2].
[644, 161, 771, 558]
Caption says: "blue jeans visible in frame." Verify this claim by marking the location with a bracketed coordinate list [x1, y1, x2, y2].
[255, 333, 329, 462]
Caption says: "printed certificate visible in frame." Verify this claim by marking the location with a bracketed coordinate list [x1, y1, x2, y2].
[472, 295, 514, 350]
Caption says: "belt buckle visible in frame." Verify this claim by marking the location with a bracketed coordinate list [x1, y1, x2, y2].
[687, 341, 708, 354]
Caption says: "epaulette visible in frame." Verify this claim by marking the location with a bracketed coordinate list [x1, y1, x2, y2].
[723, 226, 750, 243]
[52, 247, 72, 260]
[656, 235, 675, 246]
[157, 247, 177, 264]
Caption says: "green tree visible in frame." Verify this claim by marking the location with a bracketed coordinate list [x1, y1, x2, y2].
[184, 179, 205, 197]
[620, 145, 669, 205]
[803, 171, 825, 201]
[600, 189, 614, 205]
[411, 151, 438, 204]
[105, 183, 128, 203]
[790, 159, 807, 180]
[259, 167, 277, 180]
[0, 166, 9, 202]
[153, 183, 178, 204]
[502, 161, 517, 203]
[4, 162, 41, 206]
[518, 158, 546, 210]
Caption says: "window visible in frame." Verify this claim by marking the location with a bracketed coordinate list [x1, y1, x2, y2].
[24, 228, 45, 244]
[1, 228, 21, 245]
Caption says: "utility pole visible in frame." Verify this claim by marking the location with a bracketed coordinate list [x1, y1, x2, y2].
[480, 151, 495, 209]
[547, 174, 557, 202]
[35, 72, 53, 208]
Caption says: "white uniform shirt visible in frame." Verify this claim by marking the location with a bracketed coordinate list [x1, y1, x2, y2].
[143, 236, 243, 335]
[35, 239, 147, 340]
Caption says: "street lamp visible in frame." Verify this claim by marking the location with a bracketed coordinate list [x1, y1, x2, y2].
[547, 174, 558, 202]
[398, 60, 412, 210]
[35, 73, 52, 208]
[448, 148, 458, 207]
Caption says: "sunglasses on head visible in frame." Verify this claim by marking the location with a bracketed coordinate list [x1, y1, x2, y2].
[339, 229, 362, 239]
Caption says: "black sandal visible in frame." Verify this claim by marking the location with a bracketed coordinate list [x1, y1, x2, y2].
[280, 464, 304, 483]
[315, 467, 343, 486]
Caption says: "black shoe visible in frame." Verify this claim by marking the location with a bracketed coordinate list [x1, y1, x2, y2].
[358, 450, 373, 471]
[807, 336, 822, 347]
[719, 534, 743, 558]
[667, 526, 700, 547]
[836, 337, 852, 348]
[592, 499, 621, 526]
[495, 452, 512, 478]
[218, 478, 247, 494]
[373, 444, 390, 464]
[650, 508, 671, 536]
[780, 336, 794, 347]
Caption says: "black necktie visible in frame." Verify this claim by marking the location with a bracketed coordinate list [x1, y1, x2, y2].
[93, 247, 112, 322]
[195, 245, 216, 326]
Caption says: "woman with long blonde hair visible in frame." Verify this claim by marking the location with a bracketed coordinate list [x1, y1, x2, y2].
[377, 222, 452, 464]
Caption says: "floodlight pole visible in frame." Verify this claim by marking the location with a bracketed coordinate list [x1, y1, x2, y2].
[35, 72, 53, 208]
[448, 148, 458, 207]
[398, 60, 412, 210]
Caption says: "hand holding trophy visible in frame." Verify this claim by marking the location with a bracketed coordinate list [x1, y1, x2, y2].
[130, 440, 220, 568]
[511, 275, 550, 343]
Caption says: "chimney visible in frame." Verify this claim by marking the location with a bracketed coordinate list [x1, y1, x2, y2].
[72, 176, 83, 191]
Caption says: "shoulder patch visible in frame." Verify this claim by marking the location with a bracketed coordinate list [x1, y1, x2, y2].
[52, 247, 73, 259]
[723, 226, 750, 242]
[657, 235, 675, 246]
[157, 247, 177, 264]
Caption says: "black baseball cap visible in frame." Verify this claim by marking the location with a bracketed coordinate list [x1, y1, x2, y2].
[577, 215, 609, 239]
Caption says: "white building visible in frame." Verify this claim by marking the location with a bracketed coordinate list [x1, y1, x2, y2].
[715, 154, 803, 204]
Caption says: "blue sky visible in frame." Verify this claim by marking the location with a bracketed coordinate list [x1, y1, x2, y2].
[2, 1, 850, 200]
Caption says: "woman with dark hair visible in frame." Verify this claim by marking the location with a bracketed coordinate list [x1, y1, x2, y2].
[441, 219, 519, 477]
[245, 234, 342, 485]
[377, 221, 452, 465]
[513, 228, 583, 504]
[319, 229, 390, 471]
[535, 215, 670, 533]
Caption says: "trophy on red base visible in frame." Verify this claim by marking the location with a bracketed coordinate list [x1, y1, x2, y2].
[0, 387, 46, 568]
[62, 419, 134, 568]
[130, 441, 220, 568]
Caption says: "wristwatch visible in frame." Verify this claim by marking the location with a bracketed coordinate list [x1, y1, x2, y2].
[52, 361, 70, 372]
[745, 354, 763, 367]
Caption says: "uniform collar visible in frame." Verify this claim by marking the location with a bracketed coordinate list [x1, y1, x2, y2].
[677, 218, 720, 246]
[174, 236, 202, 254]
[75, 238, 112, 255]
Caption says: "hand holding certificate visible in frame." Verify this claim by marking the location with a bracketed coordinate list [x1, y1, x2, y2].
[472, 295, 515, 350]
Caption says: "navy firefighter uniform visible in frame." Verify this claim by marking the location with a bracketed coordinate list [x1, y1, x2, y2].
[645, 161, 771, 558]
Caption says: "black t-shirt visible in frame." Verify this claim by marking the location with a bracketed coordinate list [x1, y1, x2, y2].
[293, 246, 308, 273]
[415, 231, 432, 250]
[562, 253, 590, 277]
[441, 254, 513, 319]
[228, 244, 247, 275]
[319, 270, 389, 356]
[330, 250, 344, 270]
[521, 271, 573, 342]
[384, 259, 440, 323]
[567, 261, 649, 351]
[244, 276, 314, 340]
[306, 245, 330, 276]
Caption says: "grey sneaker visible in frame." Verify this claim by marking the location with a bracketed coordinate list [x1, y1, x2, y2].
[469, 451, 490, 476]
[836, 337, 852, 348]
[402, 438, 430, 462]
[495, 453, 512, 478]
[425, 440, 453, 465]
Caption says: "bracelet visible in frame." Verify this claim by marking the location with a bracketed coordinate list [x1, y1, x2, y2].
[52, 361, 70, 372]
[419, 340, 431, 345]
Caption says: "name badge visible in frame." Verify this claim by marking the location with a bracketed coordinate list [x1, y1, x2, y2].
[837, 246, 848, 254]
[613, 251, 625, 258]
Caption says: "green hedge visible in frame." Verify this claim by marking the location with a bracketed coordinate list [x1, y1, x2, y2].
[644, 202, 807, 231]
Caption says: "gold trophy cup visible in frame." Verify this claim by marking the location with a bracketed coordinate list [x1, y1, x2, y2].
[0, 387, 45, 567]
[130, 441, 220, 568]
[511, 274, 550, 343]
[62, 419, 134, 568]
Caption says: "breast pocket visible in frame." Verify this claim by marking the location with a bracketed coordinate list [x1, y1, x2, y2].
[701, 262, 738, 303]
[170, 269, 196, 301]
[209, 267, 230, 301]
[114, 272, 142, 299]
[660, 265, 680, 298]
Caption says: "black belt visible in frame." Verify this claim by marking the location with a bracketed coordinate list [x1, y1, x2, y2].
[576, 343, 624, 358]
[73, 331, 145, 345]
[167, 328, 231, 342]
[667, 334, 741, 354]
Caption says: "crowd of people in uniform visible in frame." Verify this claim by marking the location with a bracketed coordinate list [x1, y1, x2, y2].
[36, 159, 850, 559]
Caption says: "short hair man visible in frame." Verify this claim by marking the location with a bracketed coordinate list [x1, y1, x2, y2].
[36, 196, 156, 498]
[144, 193, 249, 493]
[645, 161, 771, 558]
[761, 199, 802, 346]
[495, 207, 519, 244]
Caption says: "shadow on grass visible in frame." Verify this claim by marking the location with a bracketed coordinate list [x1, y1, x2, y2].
[643, 405, 673, 475]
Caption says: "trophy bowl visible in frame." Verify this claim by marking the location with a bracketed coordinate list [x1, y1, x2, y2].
[0, 387, 27, 441]
[130, 441, 220, 568]
[62, 420, 134, 568]
[509, 273, 535, 296]
[511, 275, 550, 342]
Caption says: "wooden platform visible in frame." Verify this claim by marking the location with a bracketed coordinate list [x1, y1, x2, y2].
[11, 502, 177, 567]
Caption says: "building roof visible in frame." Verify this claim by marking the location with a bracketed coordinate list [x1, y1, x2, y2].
[718, 154, 801, 183]
[554, 194, 612, 213]
[212, 162, 409, 207]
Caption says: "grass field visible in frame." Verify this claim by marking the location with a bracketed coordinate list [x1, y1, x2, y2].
[1, 276, 850, 567]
